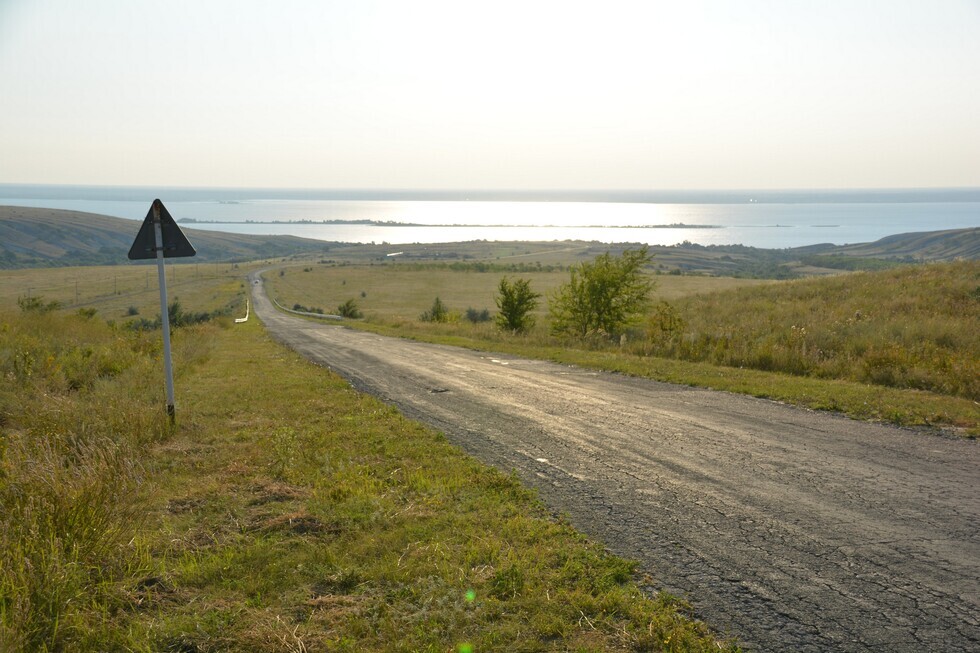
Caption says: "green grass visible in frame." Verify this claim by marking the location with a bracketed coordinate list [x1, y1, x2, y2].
[0, 305, 737, 651]
[266, 260, 979, 432]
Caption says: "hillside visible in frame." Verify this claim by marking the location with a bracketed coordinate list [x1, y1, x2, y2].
[660, 227, 979, 277]
[822, 227, 980, 260]
[0, 205, 334, 268]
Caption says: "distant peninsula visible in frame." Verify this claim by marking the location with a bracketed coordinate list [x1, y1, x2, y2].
[176, 218, 722, 229]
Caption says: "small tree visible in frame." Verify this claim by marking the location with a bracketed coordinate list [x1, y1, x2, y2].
[495, 277, 540, 334]
[420, 296, 449, 323]
[549, 246, 654, 339]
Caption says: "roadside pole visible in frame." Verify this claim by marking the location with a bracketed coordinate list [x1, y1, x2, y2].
[128, 199, 196, 425]
[153, 203, 177, 421]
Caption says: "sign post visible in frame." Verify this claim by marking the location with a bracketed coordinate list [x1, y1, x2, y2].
[128, 199, 196, 423]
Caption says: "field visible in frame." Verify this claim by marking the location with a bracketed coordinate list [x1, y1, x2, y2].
[0, 261, 252, 322]
[0, 267, 737, 651]
[268, 263, 774, 322]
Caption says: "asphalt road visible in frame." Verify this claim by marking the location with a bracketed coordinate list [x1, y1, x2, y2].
[250, 274, 979, 652]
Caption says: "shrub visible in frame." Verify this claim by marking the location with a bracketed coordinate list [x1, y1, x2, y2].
[292, 303, 324, 315]
[125, 298, 228, 331]
[17, 296, 61, 314]
[647, 300, 684, 347]
[420, 297, 449, 323]
[549, 247, 654, 339]
[465, 307, 492, 323]
[494, 277, 540, 334]
[337, 299, 363, 319]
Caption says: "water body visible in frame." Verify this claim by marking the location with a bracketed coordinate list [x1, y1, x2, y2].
[2, 185, 977, 249]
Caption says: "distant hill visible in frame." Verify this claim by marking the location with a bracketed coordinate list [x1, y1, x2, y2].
[820, 227, 980, 260]
[0, 206, 334, 268]
[644, 227, 978, 277]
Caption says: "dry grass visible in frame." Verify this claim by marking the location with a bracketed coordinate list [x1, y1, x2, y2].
[0, 262, 254, 323]
[0, 310, 169, 650]
[1, 274, 738, 651]
[634, 261, 980, 401]
[269, 262, 771, 323]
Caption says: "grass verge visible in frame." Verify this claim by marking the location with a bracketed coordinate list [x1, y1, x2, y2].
[1, 309, 739, 651]
[328, 319, 979, 435]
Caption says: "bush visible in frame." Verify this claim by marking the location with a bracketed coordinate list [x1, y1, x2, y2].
[337, 299, 363, 319]
[292, 303, 324, 315]
[465, 307, 492, 323]
[647, 300, 684, 347]
[419, 297, 450, 323]
[494, 277, 540, 334]
[126, 298, 228, 331]
[166, 299, 213, 327]
[17, 296, 61, 314]
[549, 247, 654, 339]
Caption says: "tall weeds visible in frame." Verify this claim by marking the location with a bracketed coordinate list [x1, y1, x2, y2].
[0, 310, 178, 650]
[633, 261, 980, 400]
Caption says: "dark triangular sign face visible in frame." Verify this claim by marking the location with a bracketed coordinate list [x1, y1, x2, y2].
[128, 199, 197, 260]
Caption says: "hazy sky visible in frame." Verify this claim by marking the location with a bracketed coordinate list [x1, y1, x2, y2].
[1, 0, 978, 190]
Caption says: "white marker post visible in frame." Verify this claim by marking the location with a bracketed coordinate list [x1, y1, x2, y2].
[128, 199, 196, 425]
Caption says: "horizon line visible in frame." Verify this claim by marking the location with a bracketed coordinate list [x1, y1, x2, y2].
[2, 182, 979, 193]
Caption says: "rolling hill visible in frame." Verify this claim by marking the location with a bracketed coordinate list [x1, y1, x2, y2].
[0, 206, 334, 268]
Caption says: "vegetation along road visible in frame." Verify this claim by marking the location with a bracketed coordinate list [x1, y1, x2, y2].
[251, 272, 979, 653]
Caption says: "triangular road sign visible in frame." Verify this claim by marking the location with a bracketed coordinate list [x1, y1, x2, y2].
[128, 199, 197, 260]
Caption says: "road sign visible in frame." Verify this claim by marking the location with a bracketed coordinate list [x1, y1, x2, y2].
[129, 199, 196, 423]
[128, 199, 196, 260]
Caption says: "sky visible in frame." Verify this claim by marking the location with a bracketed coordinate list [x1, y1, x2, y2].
[1, 0, 978, 190]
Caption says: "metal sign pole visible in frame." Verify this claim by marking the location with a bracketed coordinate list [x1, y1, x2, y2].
[153, 203, 177, 422]
[129, 198, 195, 424]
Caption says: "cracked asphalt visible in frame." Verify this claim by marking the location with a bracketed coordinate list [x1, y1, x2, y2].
[251, 275, 979, 652]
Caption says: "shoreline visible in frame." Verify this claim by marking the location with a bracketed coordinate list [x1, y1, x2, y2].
[4, 183, 980, 204]
[177, 218, 724, 229]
